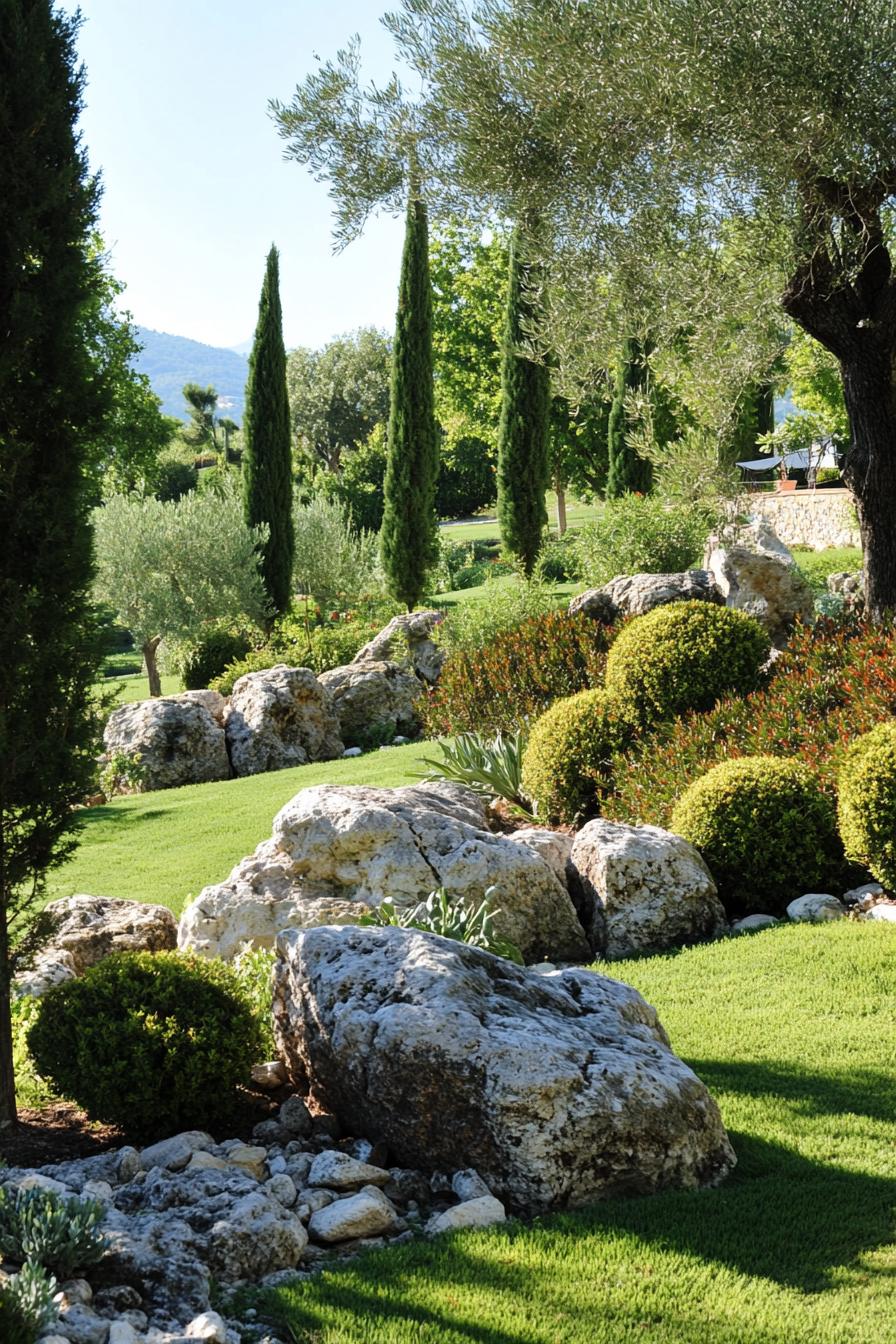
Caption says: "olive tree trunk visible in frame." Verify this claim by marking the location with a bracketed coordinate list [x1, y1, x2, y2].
[143, 636, 163, 697]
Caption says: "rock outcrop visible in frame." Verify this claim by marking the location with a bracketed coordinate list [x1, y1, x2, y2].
[224, 665, 343, 778]
[179, 782, 590, 964]
[352, 609, 445, 685]
[569, 570, 722, 623]
[273, 925, 736, 1215]
[318, 659, 423, 746]
[568, 820, 728, 959]
[102, 699, 231, 794]
[705, 522, 815, 646]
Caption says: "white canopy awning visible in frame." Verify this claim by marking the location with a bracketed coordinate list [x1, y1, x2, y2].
[737, 448, 840, 472]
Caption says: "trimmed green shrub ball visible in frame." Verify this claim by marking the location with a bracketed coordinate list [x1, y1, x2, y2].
[28, 952, 264, 1140]
[604, 601, 770, 727]
[521, 688, 631, 825]
[671, 755, 841, 915]
[837, 721, 896, 889]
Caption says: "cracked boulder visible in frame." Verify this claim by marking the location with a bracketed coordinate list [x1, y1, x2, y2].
[224, 665, 344, 777]
[352, 609, 445, 685]
[569, 570, 722, 623]
[14, 895, 177, 997]
[705, 520, 814, 647]
[178, 781, 590, 964]
[102, 698, 231, 793]
[318, 659, 423, 745]
[273, 924, 736, 1216]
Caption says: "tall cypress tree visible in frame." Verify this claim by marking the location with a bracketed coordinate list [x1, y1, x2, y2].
[381, 191, 439, 610]
[496, 230, 552, 576]
[606, 338, 655, 497]
[0, 0, 111, 1127]
[243, 245, 294, 616]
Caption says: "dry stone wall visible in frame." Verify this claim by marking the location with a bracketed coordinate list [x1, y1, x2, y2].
[746, 490, 860, 550]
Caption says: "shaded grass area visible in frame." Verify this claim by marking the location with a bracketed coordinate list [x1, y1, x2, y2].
[50, 742, 433, 914]
[266, 923, 896, 1344]
[794, 545, 862, 595]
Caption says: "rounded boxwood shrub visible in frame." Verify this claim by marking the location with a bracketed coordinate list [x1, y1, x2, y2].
[28, 952, 264, 1140]
[521, 688, 631, 825]
[604, 601, 770, 727]
[670, 755, 841, 915]
[837, 721, 896, 889]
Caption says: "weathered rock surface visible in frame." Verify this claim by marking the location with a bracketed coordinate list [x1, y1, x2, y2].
[103, 699, 230, 793]
[731, 914, 781, 934]
[224, 665, 343, 778]
[705, 523, 815, 646]
[568, 820, 728, 959]
[307, 1186, 399, 1243]
[273, 925, 736, 1216]
[426, 1195, 506, 1235]
[507, 828, 574, 890]
[785, 893, 846, 923]
[171, 690, 228, 727]
[569, 570, 722, 624]
[15, 896, 177, 999]
[318, 659, 423, 745]
[179, 782, 589, 964]
[353, 609, 445, 685]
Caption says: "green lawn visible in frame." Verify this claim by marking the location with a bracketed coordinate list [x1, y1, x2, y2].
[98, 671, 182, 705]
[265, 922, 896, 1344]
[432, 575, 580, 609]
[51, 742, 434, 914]
[440, 495, 602, 545]
[793, 546, 863, 596]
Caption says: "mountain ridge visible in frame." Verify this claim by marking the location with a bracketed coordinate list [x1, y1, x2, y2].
[134, 326, 249, 421]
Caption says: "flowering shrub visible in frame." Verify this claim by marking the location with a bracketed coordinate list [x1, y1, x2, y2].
[424, 610, 616, 734]
[605, 618, 896, 828]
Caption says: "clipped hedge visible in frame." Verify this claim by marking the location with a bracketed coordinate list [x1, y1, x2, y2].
[28, 952, 263, 1140]
[604, 600, 770, 728]
[837, 721, 896, 890]
[671, 755, 841, 915]
[521, 688, 631, 826]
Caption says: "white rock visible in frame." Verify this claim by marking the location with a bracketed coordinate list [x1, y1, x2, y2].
[307, 1150, 391, 1190]
[15, 1173, 70, 1195]
[53, 1303, 109, 1344]
[225, 665, 343, 778]
[225, 1145, 268, 1180]
[59, 1279, 93, 1305]
[273, 925, 736, 1216]
[186, 1152, 228, 1172]
[451, 1170, 493, 1202]
[185, 1311, 228, 1342]
[140, 1133, 214, 1172]
[570, 570, 722, 623]
[842, 882, 885, 906]
[731, 914, 781, 933]
[865, 903, 896, 922]
[569, 820, 728, 958]
[352, 609, 445, 685]
[705, 532, 814, 647]
[426, 1195, 506, 1235]
[251, 1060, 287, 1090]
[107, 1324, 139, 1344]
[81, 1180, 113, 1203]
[307, 1185, 399, 1243]
[208, 1192, 308, 1280]
[264, 1174, 297, 1207]
[318, 660, 423, 746]
[342, 747, 362, 757]
[298, 1188, 336, 1213]
[180, 781, 589, 965]
[102, 698, 230, 793]
[507, 829, 573, 888]
[786, 893, 846, 923]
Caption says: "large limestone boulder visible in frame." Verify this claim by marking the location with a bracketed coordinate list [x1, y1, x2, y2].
[318, 659, 423, 746]
[569, 570, 722, 624]
[353, 609, 445, 685]
[16, 896, 177, 996]
[273, 925, 736, 1215]
[568, 820, 728, 959]
[224, 665, 343, 778]
[705, 521, 814, 646]
[179, 781, 590, 965]
[173, 688, 228, 727]
[103, 698, 230, 793]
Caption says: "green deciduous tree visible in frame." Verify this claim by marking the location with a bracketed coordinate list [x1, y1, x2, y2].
[93, 486, 270, 696]
[0, 0, 112, 1129]
[380, 190, 440, 608]
[496, 229, 551, 573]
[287, 328, 392, 476]
[242, 246, 294, 615]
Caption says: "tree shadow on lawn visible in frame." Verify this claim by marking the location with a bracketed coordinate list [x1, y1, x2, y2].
[74, 804, 173, 831]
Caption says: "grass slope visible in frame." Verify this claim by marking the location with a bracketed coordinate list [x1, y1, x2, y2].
[51, 742, 433, 914]
[267, 923, 896, 1344]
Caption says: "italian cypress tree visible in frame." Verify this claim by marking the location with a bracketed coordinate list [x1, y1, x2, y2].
[606, 338, 654, 497]
[0, 0, 112, 1128]
[496, 231, 552, 575]
[381, 190, 439, 609]
[243, 245, 294, 616]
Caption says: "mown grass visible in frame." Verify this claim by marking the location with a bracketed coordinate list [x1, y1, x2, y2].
[50, 741, 433, 915]
[439, 496, 602, 545]
[265, 922, 896, 1344]
[98, 671, 182, 704]
[793, 545, 863, 595]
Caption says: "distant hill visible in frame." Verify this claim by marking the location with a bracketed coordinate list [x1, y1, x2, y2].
[135, 327, 248, 422]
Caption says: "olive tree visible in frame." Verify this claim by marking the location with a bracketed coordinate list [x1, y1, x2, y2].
[94, 485, 270, 695]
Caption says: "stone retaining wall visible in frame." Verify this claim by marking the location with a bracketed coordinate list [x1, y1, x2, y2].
[746, 489, 861, 551]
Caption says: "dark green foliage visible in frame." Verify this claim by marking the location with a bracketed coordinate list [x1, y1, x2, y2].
[181, 627, 251, 690]
[0, 1187, 106, 1278]
[521, 689, 631, 825]
[671, 755, 842, 915]
[381, 194, 440, 609]
[28, 952, 264, 1139]
[436, 435, 496, 519]
[725, 380, 778, 467]
[0, 0, 112, 1126]
[552, 393, 611, 501]
[425, 611, 616, 735]
[496, 231, 551, 575]
[604, 601, 770, 727]
[606, 339, 654, 497]
[243, 246, 295, 615]
[317, 431, 387, 533]
[154, 458, 198, 502]
[837, 722, 896, 890]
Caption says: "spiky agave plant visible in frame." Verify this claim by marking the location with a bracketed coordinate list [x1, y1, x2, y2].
[418, 730, 533, 813]
[361, 886, 524, 964]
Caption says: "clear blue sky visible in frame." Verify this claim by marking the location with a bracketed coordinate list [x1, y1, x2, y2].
[66, 0, 406, 351]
